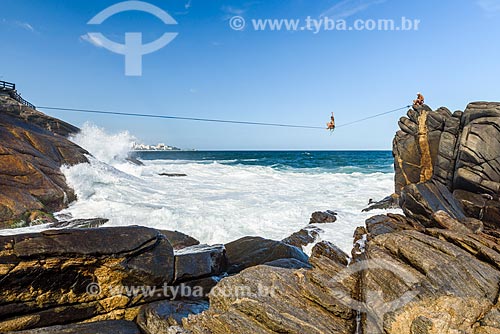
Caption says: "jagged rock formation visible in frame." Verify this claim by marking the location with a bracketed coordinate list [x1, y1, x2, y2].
[224, 236, 310, 274]
[0, 226, 175, 332]
[179, 241, 356, 334]
[0, 96, 79, 137]
[394, 102, 500, 230]
[358, 212, 500, 334]
[0, 226, 313, 332]
[0, 96, 88, 227]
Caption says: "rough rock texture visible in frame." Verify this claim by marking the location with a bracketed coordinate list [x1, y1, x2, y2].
[0, 96, 80, 137]
[400, 179, 466, 226]
[160, 230, 200, 250]
[10, 320, 141, 334]
[0, 96, 88, 226]
[394, 102, 500, 230]
[137, 300, 208, 334]
[309, 210, 337, 224]
[224, 236, 309, 274]
[362, 194, 400, 212]
[174, 244, 227, 283]
[178, 242, 356, 334]
[358, 217, 500, 334]
[281, 225, 323, 248]
[0, 226, 174, 332]
[393, 104, 447, 194]
[49, 218, 109, 229]
[310, 240, 349, 266]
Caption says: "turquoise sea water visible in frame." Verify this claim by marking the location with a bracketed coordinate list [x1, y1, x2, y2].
[132, 150, 394, 174]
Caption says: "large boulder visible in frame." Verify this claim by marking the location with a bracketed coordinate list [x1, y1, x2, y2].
[10, 320, 141, 334]
[393, 105, 450, 194]
[160, 230, 200, 250]
[393, 102, 500, 230]
[174, 244, 227, 282]
[0, 226, 175, 332]
[400, 179, 466, 226]
[224, 236, 309, 274]
[358, 227, 500, 334]
[454, 102, 500, 196]
[178, 243, 356, 334]
[0, 96, 88, 226]
[281, 226, 323, 248]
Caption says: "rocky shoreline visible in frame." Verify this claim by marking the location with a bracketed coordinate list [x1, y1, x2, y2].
[1, 97, 500, 333]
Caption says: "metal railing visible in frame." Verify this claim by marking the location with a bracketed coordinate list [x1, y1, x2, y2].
[0, 81, 15, 91]
[0, 80, 36, 109]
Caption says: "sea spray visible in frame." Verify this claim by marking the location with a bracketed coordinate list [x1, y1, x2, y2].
[70, 123, 136, 164]
[58, 158, 400, 253]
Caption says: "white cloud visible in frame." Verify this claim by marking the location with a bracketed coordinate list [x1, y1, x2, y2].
[321, 0, 387, 19]
[17, 22, 34, 32]
[1, 19, 37, 33]
[80, 34, 105, 48]
[185, 0, 192, 10]
[221, 5, 246, 16]
[477, 0, 500, 13]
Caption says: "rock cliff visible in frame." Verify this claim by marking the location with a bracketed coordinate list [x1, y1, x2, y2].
[0, 96, 87, 227]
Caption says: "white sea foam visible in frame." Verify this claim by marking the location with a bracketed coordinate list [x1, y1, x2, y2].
[70, 123, 136, 164]
[58, 159, 398, 253]
[1, 125, 401, 254]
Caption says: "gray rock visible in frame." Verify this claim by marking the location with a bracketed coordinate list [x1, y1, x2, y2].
[400, 180, 466, 226]
[362, 194, 400, 212]
[225, 236, 309, 274]
[9, 320, 140, 334]
[181, 251, 356, 334]
[137, 300, 208, 334]
[49, 218, 108, 229]
[311, 241, 349, 266]
[263, 258, 312, 269]
[309, 210, 337, 224]
[0, 226, 175, 331]
[174, 244, 227, 282]
[365, 213, 420, 237]
[282, 226, 323, 248]
[160, 230, 200, 250]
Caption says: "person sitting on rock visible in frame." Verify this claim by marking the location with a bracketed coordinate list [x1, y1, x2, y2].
[413, 92, 425, 106]
[327, 112, 336, 131]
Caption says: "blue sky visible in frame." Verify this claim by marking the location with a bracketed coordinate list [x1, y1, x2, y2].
[1, 0, 499, 150]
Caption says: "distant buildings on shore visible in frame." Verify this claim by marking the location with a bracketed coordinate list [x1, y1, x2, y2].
[132, 142, 181, 151]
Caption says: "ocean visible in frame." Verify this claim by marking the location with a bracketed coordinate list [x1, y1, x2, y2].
[3, 124, 401, 253]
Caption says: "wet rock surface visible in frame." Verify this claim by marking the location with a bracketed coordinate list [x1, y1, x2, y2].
[49, 218, 109, 229]
[362, 194, 400, 212]
[224, 236, 310, 274]
[160, 230, 200, 250]
[174, 244, 227, 282]
[281, 225, 323, 248]
[309, 210, 337, 224]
